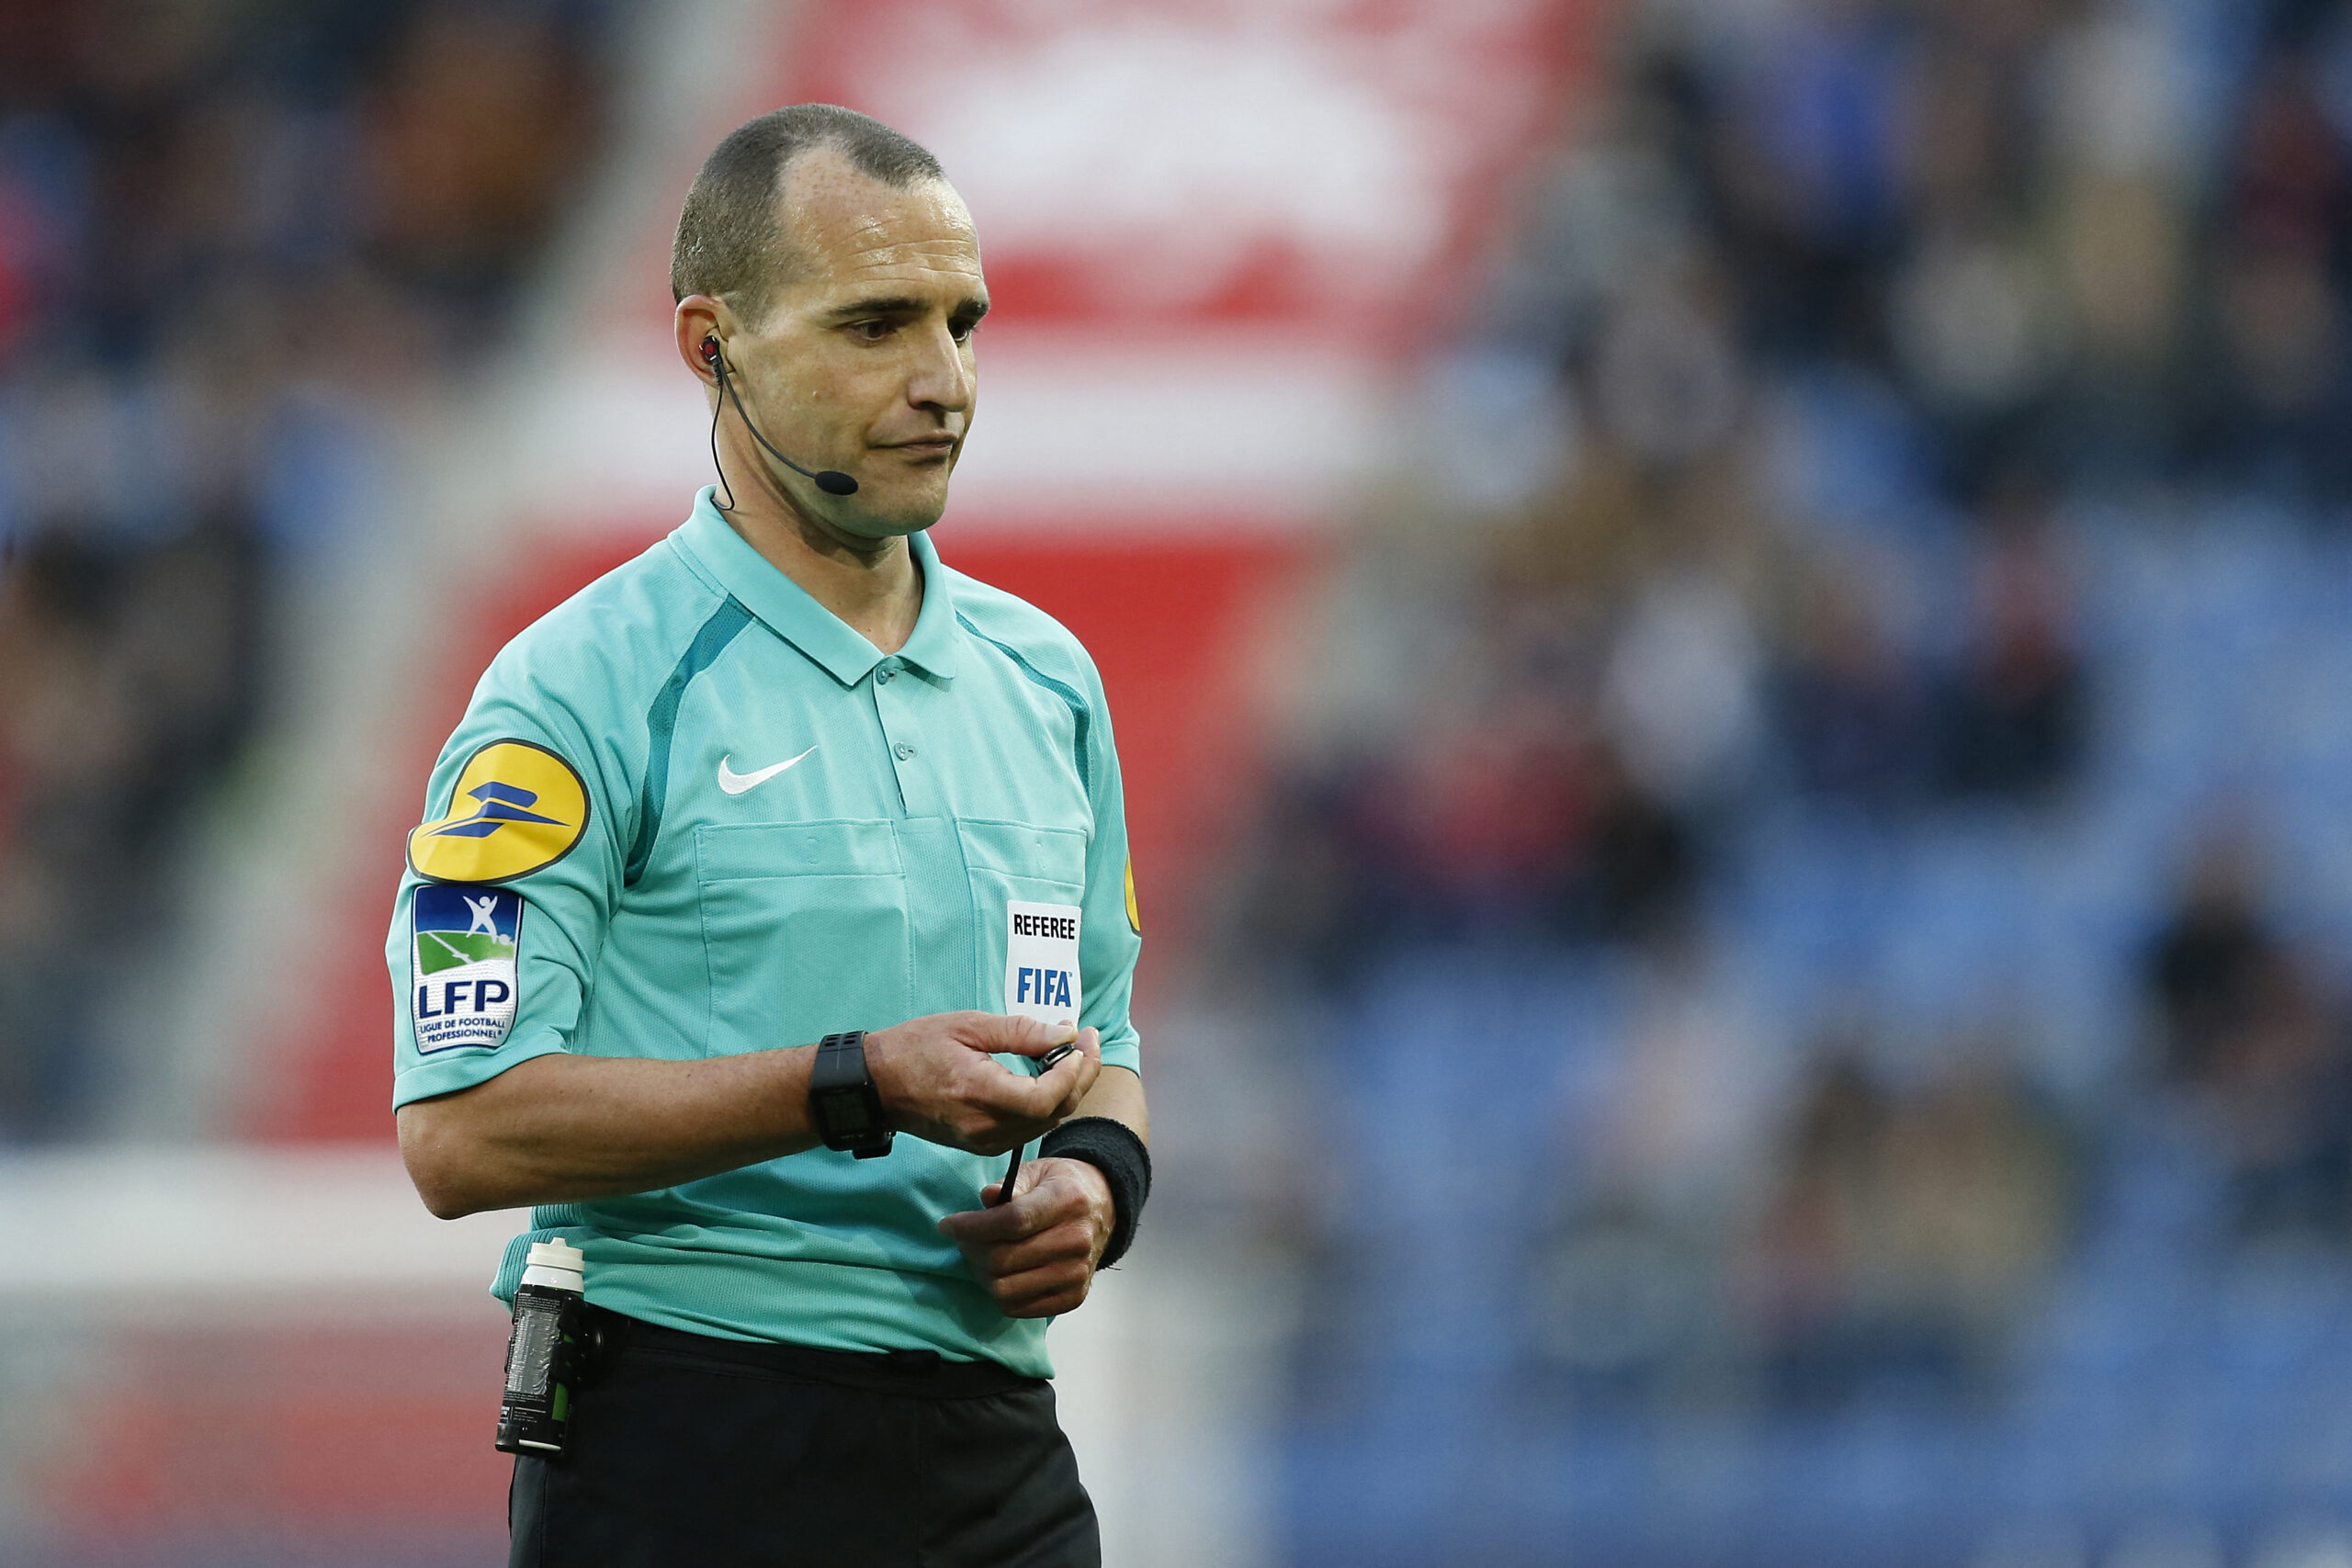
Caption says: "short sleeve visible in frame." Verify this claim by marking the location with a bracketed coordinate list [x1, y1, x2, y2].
[389, 663, 632, 1110]
[1072, 649, 1143, 1077]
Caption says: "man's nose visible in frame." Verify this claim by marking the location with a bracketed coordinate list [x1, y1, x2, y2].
[907, 322, 973, 413]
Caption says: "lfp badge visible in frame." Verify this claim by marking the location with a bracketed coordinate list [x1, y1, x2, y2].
[411, 885, 523, 1053]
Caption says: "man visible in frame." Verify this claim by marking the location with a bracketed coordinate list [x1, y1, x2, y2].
[390, 105, 1150, 1567]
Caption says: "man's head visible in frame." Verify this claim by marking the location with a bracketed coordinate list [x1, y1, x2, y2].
[673, 106, 985, 542]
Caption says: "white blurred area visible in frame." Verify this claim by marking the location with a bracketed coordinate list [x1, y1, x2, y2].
[0, 1149, 1295, 1567]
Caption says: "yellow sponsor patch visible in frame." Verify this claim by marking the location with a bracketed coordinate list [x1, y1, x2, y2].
[408, 739, 590, 884]
[1125, 858, 1141, 934]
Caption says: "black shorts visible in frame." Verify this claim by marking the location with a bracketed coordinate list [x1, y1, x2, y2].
[508, 1309, 1100, 1568]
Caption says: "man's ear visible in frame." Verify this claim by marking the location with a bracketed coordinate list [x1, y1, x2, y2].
[674, 294, 735, 384]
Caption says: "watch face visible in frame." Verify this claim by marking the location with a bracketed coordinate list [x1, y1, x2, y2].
[827, 1096, 872, 1135]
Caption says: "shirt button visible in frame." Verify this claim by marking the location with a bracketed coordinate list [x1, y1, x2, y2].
[894, 742, 916, 761]
[876, 669, 894, 684]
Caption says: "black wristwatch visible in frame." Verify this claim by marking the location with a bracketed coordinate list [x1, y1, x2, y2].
[809, 1031, 894, 1158]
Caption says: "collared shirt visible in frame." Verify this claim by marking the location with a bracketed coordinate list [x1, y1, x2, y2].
[386, 488, 1142, 1376]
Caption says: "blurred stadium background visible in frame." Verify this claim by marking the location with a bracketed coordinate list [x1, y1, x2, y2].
[10, 0, 2352, 1563]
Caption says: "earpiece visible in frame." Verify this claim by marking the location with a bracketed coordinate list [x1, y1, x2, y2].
[700, 336, 721, 367]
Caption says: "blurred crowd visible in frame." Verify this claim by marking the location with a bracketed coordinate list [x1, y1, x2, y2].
[0, 0, 610, 1138]
[1236, 0, 2352, 1467]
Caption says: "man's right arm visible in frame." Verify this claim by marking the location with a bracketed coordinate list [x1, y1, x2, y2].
[398, 1012, 1101, 1219]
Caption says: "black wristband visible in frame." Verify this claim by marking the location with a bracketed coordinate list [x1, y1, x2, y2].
[1038, 1117, 1151, 1269]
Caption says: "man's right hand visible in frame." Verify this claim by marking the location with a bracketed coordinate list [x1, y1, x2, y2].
[863, 1012, 1101, 1155]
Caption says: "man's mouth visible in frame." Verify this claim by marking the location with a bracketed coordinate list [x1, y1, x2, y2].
[881, 434, 957, 458]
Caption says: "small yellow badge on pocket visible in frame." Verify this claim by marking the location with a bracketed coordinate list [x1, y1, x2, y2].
[1125, 858, 1140, 934]
[408, 739, 589, 884]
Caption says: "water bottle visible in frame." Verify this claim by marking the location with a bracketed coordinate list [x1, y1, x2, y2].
[495, 1237, 586, 1458]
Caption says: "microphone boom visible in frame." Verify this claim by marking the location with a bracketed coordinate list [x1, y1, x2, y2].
[708, 350, 861, 501]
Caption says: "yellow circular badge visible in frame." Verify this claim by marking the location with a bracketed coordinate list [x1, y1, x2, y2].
[408, 739, 590, 884]
[1125, 858, 1141, 934]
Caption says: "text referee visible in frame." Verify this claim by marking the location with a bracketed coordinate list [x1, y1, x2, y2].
[389, 106, 1149, 1567]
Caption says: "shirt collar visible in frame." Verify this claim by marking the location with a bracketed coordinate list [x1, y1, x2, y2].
[674, 486, 961, 687]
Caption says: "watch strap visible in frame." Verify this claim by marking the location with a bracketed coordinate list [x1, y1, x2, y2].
[810, 1031, 893, 1157]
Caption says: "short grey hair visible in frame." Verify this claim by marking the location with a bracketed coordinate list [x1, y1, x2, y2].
[671, 104, 946, 322]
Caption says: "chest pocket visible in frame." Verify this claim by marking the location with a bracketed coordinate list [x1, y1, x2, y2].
[958, 819, 1089, 1016]
[695, 820, 912, 1055]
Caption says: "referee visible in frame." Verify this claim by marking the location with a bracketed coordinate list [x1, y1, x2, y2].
[390, 106, 1149, 1568]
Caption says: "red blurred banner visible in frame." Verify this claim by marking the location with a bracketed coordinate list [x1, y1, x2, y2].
[790, 0, 1586, 349]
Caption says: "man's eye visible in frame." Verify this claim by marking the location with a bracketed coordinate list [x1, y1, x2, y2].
[851, 320, 893, 342]
[951, 319, 981, 344]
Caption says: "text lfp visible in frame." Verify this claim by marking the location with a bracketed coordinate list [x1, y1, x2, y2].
[417, 978, 512, 1017]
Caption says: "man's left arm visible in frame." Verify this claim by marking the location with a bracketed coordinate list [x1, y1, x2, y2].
[939, 642, 1150, 1317]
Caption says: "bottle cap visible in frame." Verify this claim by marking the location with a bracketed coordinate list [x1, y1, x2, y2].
[526, 1238, 585, 1273]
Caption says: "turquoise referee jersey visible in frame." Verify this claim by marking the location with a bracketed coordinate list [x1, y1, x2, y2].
[387, 488, 1143, 1377]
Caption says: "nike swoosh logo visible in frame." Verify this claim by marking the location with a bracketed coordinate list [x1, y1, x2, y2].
[717, 746, 818, 795]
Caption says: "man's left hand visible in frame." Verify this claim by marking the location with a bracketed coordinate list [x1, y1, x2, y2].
[937, 1156, 1115, 1318]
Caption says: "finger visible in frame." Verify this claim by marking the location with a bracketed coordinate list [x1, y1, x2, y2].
[1049, 1059, 1099, 1121]
[951, 1058, 1076, 1130]
[983, 1250, 1091, 1297]
[978, 1012, 1080, 1060]
[1011, 1154, 1054, 1201]
[1001, 1159, 1085, 1228]
[986, 1218, 1098, 1277]
[976, 1031, 1099, 1128]
[939, 1199, 1051, 1247]
[951, 1024, 1091, 1122]
[987, 1258, 1094, 1312]
[995, 1176, 1080, 1240]
[939, 1168, 1078, 1246]
[1035, 1029, 1100, 1108]
[1059, 1055, 1102, 1119]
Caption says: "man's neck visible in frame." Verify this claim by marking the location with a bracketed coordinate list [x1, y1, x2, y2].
[720, 487, 924, 656]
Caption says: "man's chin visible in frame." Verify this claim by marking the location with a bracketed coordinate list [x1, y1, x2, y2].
[835, 485, 951, 540]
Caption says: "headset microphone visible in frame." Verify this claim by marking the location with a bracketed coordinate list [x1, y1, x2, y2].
[701, 338, 859, 500]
